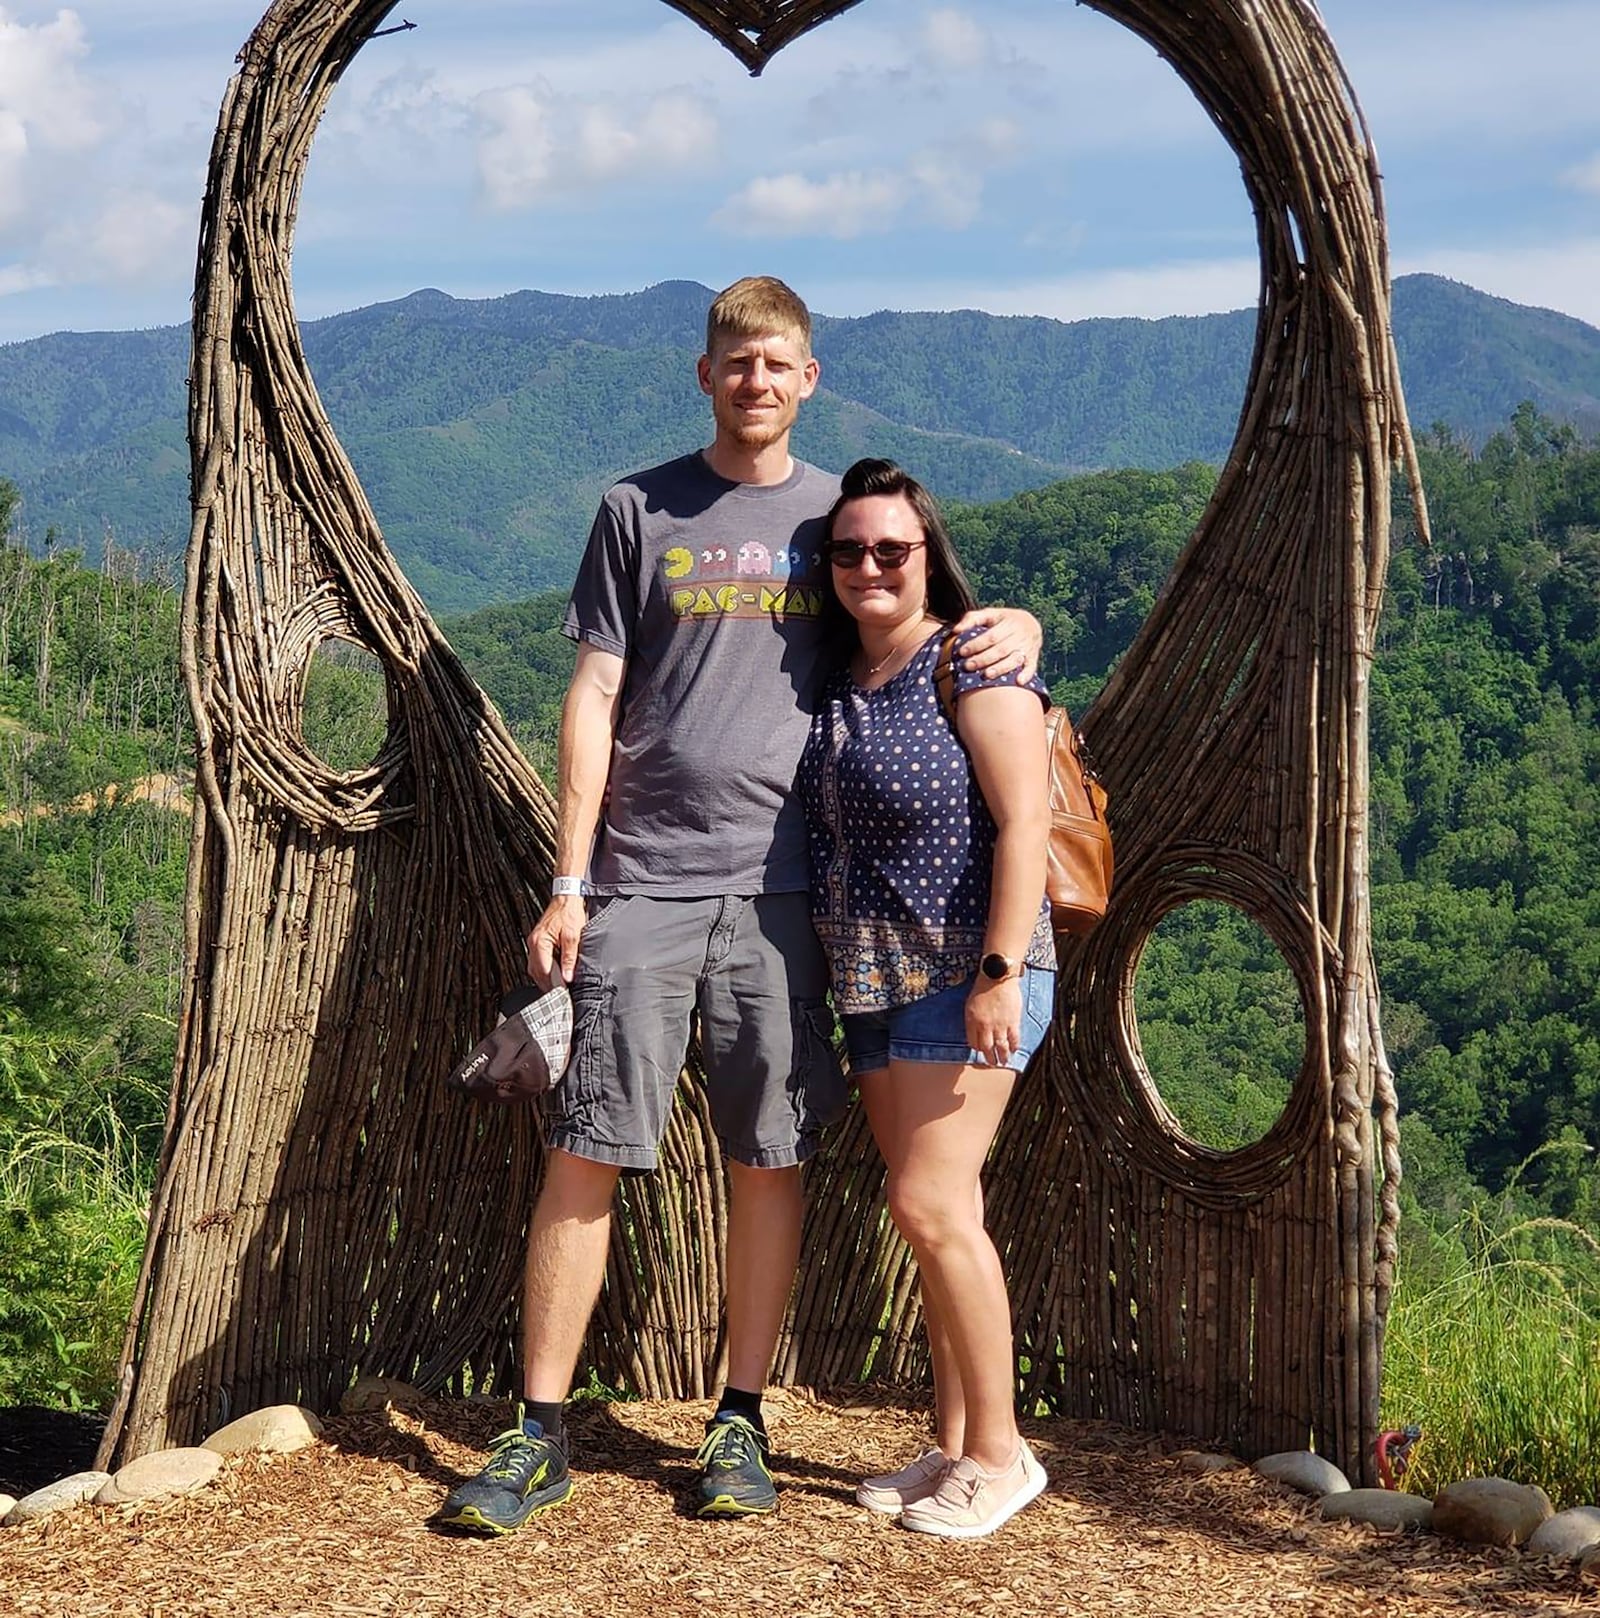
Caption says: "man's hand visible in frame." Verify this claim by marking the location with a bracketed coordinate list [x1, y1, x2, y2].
[951, 605, 1043, 683]
[526, 894, 587, 989]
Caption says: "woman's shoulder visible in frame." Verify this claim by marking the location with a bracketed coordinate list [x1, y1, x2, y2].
[950, 620, 1050, 704]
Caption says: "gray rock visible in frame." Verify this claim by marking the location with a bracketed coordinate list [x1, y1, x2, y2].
[1254, 1451, 1351, 1496]
[1528, 1506, 1600, 1560]
[1433, 1477, 1554, 1547]
[203, 1404, 322, 1456]
[1319, 1488, 1434, 1530]
[4, 1472, 112, 1524]
[1177, 1450, 1242, 1475]
[339, 1375, 422, 1414]
[95, 1447, 222, 1505]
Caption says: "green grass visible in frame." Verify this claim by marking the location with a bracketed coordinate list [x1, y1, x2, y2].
[1381, 1181, 1600, 1507]
[1, 1021, 155, 1408]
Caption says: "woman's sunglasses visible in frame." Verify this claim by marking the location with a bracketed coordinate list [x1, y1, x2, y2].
[823, 539, 927, 569]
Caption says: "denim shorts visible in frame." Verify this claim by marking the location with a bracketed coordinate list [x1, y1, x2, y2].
[840, 966, 1057, 1076]
[547, 892, 848, 1173]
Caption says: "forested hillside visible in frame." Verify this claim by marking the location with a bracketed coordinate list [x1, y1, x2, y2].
[1, 409, 1597, 1463]
[5, 275, 1600, 611]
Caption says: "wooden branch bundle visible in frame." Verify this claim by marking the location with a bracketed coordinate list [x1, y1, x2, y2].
[103, 0, 1415, 1486]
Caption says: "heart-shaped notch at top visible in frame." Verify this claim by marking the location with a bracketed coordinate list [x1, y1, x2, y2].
[655, 0, 868, 74]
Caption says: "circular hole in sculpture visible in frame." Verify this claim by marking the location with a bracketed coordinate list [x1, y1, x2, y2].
[1131, 899, 1306, 1151]
[301, 637, 391, 773]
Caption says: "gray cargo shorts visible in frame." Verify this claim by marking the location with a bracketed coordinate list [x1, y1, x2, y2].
[546, 891, 847, 1173]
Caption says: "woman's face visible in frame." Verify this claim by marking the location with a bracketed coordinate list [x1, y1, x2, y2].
[827, 493, 931, 632]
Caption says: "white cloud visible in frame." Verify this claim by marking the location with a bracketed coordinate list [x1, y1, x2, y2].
[0, 110, 25, 229]
[343, 69, 469, 145]
[1559, 153, 1600, 195]
[1396, 239, 1600, 331]
[0, 186, 188, 307]
[850, 256, 1262, 322]
[976, 118, 1022, 160]
[922, 7, 989, 70]
[0, 261, 51, 296]
[0, 8, 103, 149]
[1336, 2, 1600, 147]
[0, 8, 190, 306]
[477, 86, 557, 210]
[81, 190, 189, 279]
[0, 7, 107, 233]
[908, 152, 984, 230]
[576, 92, 716, 178]
[474, 81, 717, 211]
[717, 105, 1021, 241]
[715, 171, 901, 239]
[859, 237, 1600, 331]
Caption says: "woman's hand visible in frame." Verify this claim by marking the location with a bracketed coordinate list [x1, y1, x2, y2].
[966, 975, 1024, 1068]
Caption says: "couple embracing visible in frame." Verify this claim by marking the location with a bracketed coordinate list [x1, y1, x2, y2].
[440, 277, 1058, 1542]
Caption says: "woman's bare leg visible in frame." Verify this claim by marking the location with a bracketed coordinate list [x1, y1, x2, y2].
[866, 1058, 1019, 1472]
[860, 1072, 978, 1458]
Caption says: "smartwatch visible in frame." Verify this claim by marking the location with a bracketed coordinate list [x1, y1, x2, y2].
[980, 952, 1021, 982]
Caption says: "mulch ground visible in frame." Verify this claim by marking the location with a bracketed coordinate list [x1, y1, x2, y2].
[2, 1391, 1593, 1617]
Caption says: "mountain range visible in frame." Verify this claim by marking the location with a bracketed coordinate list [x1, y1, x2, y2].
[3, 274, 1599, 612]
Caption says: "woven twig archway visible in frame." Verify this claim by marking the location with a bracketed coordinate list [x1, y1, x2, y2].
[101, 0, 1418, 1483]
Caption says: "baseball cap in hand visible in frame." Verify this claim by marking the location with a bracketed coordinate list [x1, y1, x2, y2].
[448, 982, 572, 1104]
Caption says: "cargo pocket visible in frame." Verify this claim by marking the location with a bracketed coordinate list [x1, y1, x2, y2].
[792, 997, 848, 1131]
[562, 965, 616, 1113]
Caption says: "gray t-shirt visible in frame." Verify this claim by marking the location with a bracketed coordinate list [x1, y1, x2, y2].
[563, 452, 840, 896]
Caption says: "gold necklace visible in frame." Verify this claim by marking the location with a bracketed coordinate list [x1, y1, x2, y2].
[860, 615, 935, 680]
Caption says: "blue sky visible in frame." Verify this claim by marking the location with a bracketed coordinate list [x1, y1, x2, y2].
[2, 0, 1599, 344]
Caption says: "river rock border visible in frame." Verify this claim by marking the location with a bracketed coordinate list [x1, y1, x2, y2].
[1241, 1449, 1600, 1564]
[3, 1401, 325, 1525]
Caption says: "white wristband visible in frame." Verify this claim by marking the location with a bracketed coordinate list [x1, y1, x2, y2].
[551, 876, 585, 897]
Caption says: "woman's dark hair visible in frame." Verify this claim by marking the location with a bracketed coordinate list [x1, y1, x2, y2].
[820, 459, 979, 643]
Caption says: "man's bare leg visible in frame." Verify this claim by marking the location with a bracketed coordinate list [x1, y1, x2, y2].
[692, 1159, 802, 1517]
[522, 1147, 622, 1401]
[438, 1146, 618, 1532]
[723, 1160, 804, 1392]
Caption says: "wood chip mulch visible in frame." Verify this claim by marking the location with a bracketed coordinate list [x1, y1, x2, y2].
[2, 1391, 1592, 1617]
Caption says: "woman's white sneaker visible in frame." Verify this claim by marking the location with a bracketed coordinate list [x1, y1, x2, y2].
[899, 1440, 1047, 1539]
[855, 1447, 951, 1513]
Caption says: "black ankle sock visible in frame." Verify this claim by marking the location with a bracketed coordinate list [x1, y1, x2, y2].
[713, 1385, 766, 1434]
[521, 1398, 565, 1443]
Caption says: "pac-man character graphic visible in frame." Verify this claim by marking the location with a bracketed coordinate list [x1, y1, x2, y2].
[737, 541, 771, 575]
[698, 544, 739, 581]
[664, 546, 694, 580]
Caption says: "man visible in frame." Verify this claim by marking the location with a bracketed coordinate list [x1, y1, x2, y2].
[439, 277, 1038, 1534]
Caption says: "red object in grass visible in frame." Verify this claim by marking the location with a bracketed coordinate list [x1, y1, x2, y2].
[1375, 1426, 1422, 1489]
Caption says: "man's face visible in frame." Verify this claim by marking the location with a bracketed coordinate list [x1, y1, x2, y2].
[697, 329, 820, 453]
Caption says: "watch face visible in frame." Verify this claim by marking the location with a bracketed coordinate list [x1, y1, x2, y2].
[981, 952, 1010, 981]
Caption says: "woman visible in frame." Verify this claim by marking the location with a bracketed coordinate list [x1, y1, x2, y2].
[798, 458, 1058, 1540]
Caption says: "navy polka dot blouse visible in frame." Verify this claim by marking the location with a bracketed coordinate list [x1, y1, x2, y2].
[798, 624, 1057, 1013]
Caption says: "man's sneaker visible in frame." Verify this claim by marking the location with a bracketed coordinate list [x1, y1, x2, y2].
[899, 1439, 1047, 1540]
[695, 1412, 777, 1517]
[855, 1448, 951, 1514]
[437, 1411, 572, 1534]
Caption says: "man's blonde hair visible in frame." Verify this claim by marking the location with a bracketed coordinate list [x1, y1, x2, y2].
[705, 276, 812, 357]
